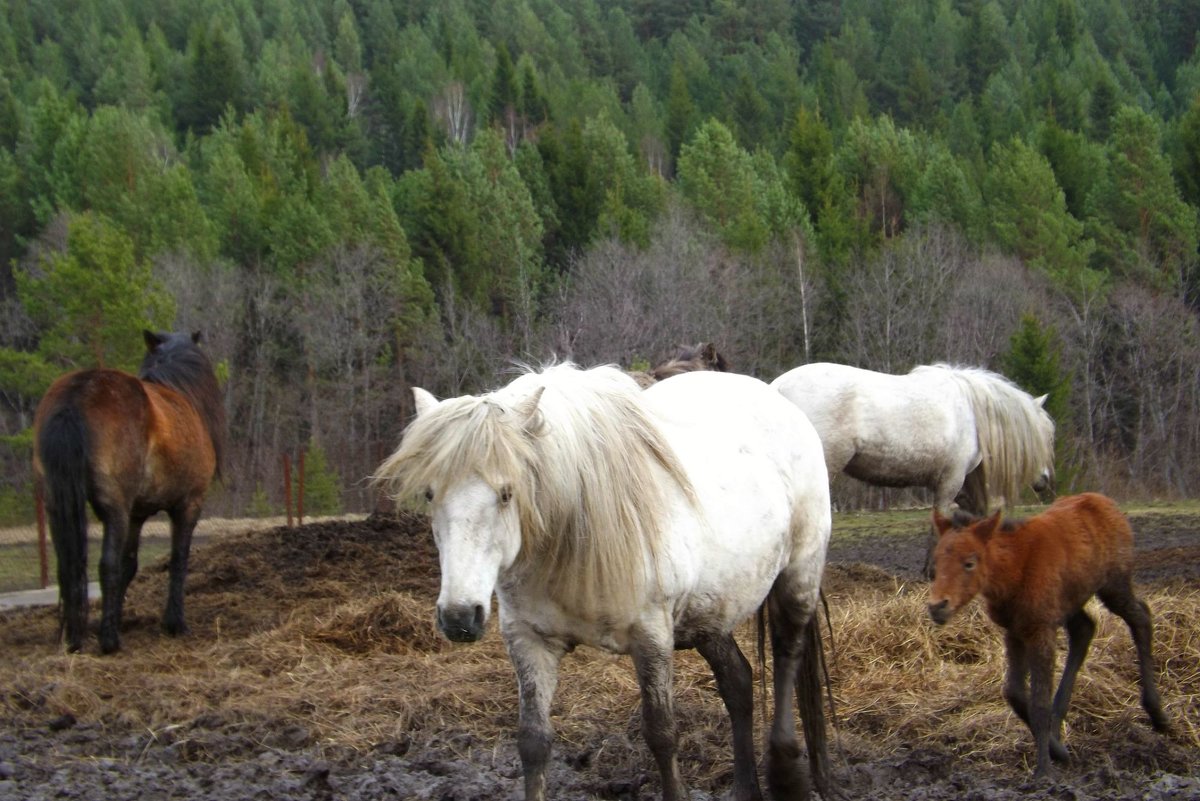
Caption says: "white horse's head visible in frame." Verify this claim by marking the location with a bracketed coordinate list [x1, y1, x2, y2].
[1030, 394, 1056, 499]
[373, 364, 691, 642]
[374, 384, 543, 642]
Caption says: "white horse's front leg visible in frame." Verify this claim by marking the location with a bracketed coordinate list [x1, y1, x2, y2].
[630, 622, 685, 801]
[504, 622, 566, 801]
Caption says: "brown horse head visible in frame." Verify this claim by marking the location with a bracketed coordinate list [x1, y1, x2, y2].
[649, 342, 731, 381]
[927, 508, 1003, 625]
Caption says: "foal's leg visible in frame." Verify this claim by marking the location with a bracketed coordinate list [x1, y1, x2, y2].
[1051, 609, 1096, 751]
[1099, 582, 1171, 732]
[97, 505, 131, 654]
[503, 623, 566, 801]
[1025, 630, 1058, 778]
[163, 500, 202, 637]
[696, 631, 763, 801]
[630, 624, 686, 801]
[1002, 631, 1068, 768]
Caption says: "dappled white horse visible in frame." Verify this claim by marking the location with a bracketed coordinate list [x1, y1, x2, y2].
[771, 362, 1055, 514]
[374, 364, 832, 801]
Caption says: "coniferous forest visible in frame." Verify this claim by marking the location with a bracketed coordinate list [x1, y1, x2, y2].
[1, 0, 1198, 515]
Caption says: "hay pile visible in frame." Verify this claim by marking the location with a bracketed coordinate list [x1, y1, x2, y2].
[1, 511, 1196, 796]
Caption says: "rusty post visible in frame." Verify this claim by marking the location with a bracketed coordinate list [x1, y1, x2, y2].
[35, 481, 48, 589]
[297, 450, 306, 527]
[282, 454, 293, 528]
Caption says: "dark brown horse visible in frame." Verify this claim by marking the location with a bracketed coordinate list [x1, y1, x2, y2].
[33, 331, 226, 654]
[927, 493, 1170, 777]
[649, 342, 731, 381]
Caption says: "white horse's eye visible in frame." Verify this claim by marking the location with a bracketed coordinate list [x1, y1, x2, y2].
[424, 488, 434, 502]
[499, 485, 513, 504]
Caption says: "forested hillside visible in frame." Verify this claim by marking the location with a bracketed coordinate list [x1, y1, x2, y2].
[1, 0, 1198, 515]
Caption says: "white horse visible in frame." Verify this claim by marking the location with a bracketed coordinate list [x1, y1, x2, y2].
[374, 364, 832, 801]
[771, 362, 1055, 514]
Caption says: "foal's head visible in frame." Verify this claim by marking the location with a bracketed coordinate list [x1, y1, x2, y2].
[927, 508, 1003, 625]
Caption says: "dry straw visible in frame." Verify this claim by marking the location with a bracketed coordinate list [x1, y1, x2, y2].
[1, 515, 1196, 792]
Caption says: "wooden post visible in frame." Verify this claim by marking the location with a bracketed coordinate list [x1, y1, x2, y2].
[297, 450, 306, 527]
[35, 482, 48, 589]
[282, 454, 293, 528]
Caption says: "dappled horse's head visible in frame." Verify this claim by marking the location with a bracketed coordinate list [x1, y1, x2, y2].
[649, 342, 730, 381]
[1029, 394, 1056, 501]
[927, 508, 1003, 625]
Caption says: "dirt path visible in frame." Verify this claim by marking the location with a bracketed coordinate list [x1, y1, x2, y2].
[0, 508, 1196, 801]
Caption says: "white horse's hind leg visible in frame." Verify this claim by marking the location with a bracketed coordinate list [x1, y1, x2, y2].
[763, 582, 820, 801]
[630, 626, 686, 801]
[504, 624, 566, 801]
[696, 632, 763, 801]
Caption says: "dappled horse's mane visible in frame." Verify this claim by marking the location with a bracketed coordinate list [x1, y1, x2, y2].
[140, 335, 228, 479]
[913, 364, 1054, 510]
[376, 363, 696, 618]
[649, 342, 731, 381]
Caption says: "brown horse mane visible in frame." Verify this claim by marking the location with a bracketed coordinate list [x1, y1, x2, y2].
[947, 507, 1021, 532]
[649, 342, 731, 381]
[139, 331, 228, 479]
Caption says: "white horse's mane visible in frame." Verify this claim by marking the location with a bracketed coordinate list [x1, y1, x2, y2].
[375, 363, 696, 617]
[913, 364, 1055, 507]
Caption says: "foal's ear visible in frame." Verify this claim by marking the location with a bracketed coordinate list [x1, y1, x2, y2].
[143, 330, 164, 351]
[931, 508, 954, 537]
[976, 509, 1004, 541]
[191, 330, 204, 345]
[412, 387, 439, 418]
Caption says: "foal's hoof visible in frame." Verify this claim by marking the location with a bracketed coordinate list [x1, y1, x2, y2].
[99, 635, 122, 655]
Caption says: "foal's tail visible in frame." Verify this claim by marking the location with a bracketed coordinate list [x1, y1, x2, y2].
[797, 608, 833, 800]
[37, 404, 91, 653]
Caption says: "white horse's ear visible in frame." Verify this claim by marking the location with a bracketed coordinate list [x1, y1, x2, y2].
[413, 387, 439, 418]
[1034, 394, 1048, 407]
[513, 386, 545, 429]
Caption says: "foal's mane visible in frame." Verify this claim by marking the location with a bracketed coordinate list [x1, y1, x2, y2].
[377, 363, 696, 617]
[140, 333, 227, 478]
[916, 364, 1054, 508]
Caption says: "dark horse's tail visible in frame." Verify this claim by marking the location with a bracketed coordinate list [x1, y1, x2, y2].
[37, 404, 91, 653]
[797, 608, 833, 800]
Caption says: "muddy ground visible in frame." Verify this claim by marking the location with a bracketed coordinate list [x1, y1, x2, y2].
[0, 508, 1197, 801]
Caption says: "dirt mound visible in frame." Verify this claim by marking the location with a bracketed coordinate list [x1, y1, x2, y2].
[0, 508, 1196, 801]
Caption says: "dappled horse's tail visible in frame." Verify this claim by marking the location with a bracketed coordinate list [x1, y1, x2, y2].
[37, 404, 91, 652]
[796, 610, 832, 799]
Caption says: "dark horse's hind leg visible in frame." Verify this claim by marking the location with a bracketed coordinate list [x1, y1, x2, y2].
[1098, 582, 1171, 732]
[97, 506, 132, 654]
[696, 632, 762, 801]
[163, 502, 202, 637]
[50, 517, 89, 654]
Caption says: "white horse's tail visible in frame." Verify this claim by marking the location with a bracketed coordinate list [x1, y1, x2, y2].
[946, 366, 1054, 511]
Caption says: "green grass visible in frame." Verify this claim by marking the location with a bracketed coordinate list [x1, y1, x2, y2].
[0, 538, 174, 595]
